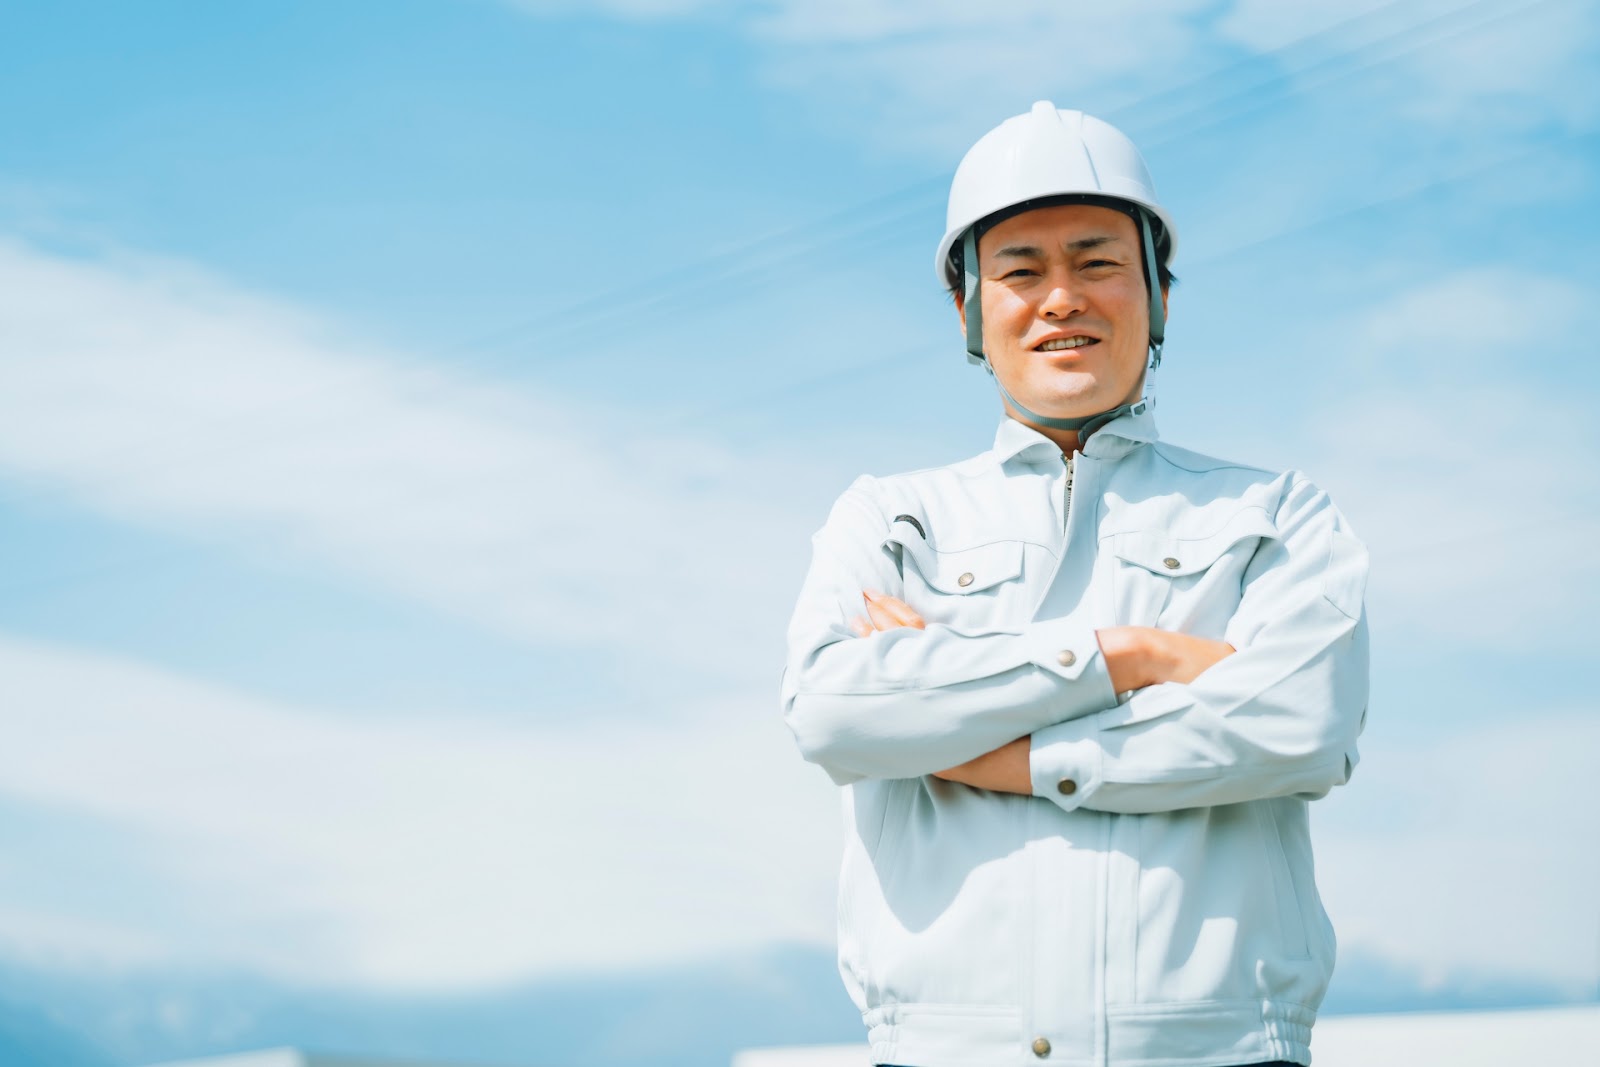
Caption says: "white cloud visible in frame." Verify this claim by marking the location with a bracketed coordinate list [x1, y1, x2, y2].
[498, 0, 1215, 154]
[0, 634, 842, 989]
[1343, 269, 1586, 368]
[1316, 708, 1600, 991]
[0, 232, 870, 988]
[6, 624, 1596, 995]
[1218, 0, 1600, 133]
[498, 0, 1600, 158]
[0, 237, 822, 684]
[1287, 269, 1600, 654]
[0, 906, 171, 973]
[1404, 2, 1600, 130]
[758, 6, 1213, 156]
[1331, 394, 1600, 654]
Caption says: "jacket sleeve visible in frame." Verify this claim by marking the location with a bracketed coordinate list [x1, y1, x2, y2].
[1028, 473, 1370, 814]
[781, 476, 1119, 785]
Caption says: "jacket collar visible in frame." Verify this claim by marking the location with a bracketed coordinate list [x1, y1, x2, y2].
[992, 404, 1161, 465]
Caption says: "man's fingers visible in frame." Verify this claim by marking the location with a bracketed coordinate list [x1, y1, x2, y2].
[848, 615, 873, 638]
[863, 593, 899, 631]
[882, 596, 926, 629]
[862, 591, 926, 630]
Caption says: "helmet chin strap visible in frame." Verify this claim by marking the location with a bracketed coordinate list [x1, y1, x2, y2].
[964, 211, 1165, 436]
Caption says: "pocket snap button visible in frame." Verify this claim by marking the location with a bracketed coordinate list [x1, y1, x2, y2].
[1162, 557, 1180, 570]
[1033, 1036, 1052, 1057]
[1057, 649, 1076, 667]
[956, 572, 975, 587]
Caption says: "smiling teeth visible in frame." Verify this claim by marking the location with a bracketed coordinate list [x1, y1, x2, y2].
[1038, 337, 1094, 351]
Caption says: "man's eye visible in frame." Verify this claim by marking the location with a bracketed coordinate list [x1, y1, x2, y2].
[1083, 259, 1117, 269]
[1001, 268, 1037, 279]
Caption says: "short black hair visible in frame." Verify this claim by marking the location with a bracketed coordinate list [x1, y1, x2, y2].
[943, 193, 1175, 298]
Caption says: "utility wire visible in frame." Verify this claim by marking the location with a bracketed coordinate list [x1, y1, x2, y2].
[659, 124, 1596, 431]
[1134, 0, 1555, 145]
[0, 1, 1458, 452]
[3, 125, 1587, 603]
[0, 0, 1577, 523]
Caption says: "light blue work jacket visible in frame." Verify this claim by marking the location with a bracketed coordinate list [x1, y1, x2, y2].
[781, 407, 1370, 1067]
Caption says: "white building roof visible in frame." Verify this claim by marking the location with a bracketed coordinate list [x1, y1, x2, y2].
[730, 1004, 1600, 1066]
[143, 1049, 501, 1067]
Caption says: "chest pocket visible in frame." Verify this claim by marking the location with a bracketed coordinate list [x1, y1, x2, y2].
[885, 518, 1025, 628]
[1108, 510, 1277, 633]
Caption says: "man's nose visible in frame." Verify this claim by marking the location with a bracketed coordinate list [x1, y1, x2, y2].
[1038, 275, 1086, 318]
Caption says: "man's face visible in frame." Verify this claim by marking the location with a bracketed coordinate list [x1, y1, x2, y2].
[959, 203, 1165, 428]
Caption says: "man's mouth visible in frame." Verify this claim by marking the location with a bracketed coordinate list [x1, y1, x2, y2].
[1035, 336, 1097, 352]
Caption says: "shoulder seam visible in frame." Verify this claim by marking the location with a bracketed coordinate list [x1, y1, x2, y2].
[1150, 442, 1278, 477]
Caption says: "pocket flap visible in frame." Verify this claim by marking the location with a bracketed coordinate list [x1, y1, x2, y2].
[886, 531, 1024, 595]
[1111, 511, 1277, 577]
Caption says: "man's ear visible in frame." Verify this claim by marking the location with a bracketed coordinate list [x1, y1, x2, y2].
[1160, 284, 1169, 322]
[954, 289, 966, 333]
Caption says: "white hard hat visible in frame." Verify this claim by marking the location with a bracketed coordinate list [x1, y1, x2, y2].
[941, 102, 1176, 436]
[935, 101, 1176, 289]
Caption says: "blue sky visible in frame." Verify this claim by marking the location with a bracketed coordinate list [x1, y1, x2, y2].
[1, 0, 1598, 1026]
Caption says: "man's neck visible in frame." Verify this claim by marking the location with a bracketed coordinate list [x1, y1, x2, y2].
[1039, 426, 1085, 456]
[1006, 409, 1084, 456]
[1004, 380, 1148, 456]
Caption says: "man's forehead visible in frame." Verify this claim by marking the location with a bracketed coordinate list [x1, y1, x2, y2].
[981, 203, 1137, 255]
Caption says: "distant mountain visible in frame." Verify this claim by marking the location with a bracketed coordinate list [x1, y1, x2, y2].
[1321, 950, 1595, 1016]
[0, 943, 862, 1067]
[0, 994, 111, 1067]
[1, 943, 1590, 1067]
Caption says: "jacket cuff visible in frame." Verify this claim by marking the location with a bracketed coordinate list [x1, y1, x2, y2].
[1024, 618, 1118, 720]
[1029, 713, 1105, 813]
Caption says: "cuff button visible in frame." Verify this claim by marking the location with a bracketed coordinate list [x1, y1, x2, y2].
[1057, 779, 1077, 796]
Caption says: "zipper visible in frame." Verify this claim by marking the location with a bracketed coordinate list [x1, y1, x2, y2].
[1063, 452, 1076, 536]
[1026, 452, 1077, 621]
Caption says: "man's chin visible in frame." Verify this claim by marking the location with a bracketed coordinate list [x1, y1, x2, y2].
[1012, 392, 1105, 421]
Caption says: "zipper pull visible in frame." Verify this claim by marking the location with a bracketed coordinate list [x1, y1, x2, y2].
[1064, 453, 1075, 534]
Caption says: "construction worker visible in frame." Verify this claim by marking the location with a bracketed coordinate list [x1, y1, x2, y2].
[781, 102, 1370, 1067]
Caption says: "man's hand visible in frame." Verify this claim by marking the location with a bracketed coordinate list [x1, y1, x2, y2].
[1097, 625, 1236, 691]
[848, 593, 1237, 794]
[848, 590, 925, 636]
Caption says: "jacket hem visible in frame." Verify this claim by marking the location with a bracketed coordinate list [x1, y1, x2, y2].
[865, 998, 1313, 1067]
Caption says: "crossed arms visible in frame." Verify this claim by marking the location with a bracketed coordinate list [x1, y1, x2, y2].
[848, 590, 1236, 794]
[780, 473, 1370, 814]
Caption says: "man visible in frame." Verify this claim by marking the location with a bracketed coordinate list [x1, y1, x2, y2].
[781, 102, 1369, 1067]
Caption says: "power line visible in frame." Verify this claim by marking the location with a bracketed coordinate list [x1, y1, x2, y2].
[0, 0, 1573, 523]
[0, 122, 1587, 604]
[1133, 0, 1550, 144]
[658, 125, 1596, 429]
[4, 119, 1590, 605]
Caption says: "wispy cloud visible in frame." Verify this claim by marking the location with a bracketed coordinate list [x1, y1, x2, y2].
[1217, 0, 1600, 132]
[6, 623, 1594, 994]
[0, 634, 839, 989]
[1295, 269, 1600, 653]
[0, 238, 821, 684]
[499, 0, 1600, 157]
[1317, 707, 1600, 990]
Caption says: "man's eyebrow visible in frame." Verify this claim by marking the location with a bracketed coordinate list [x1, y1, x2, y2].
[992, 234, 1120, 259]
